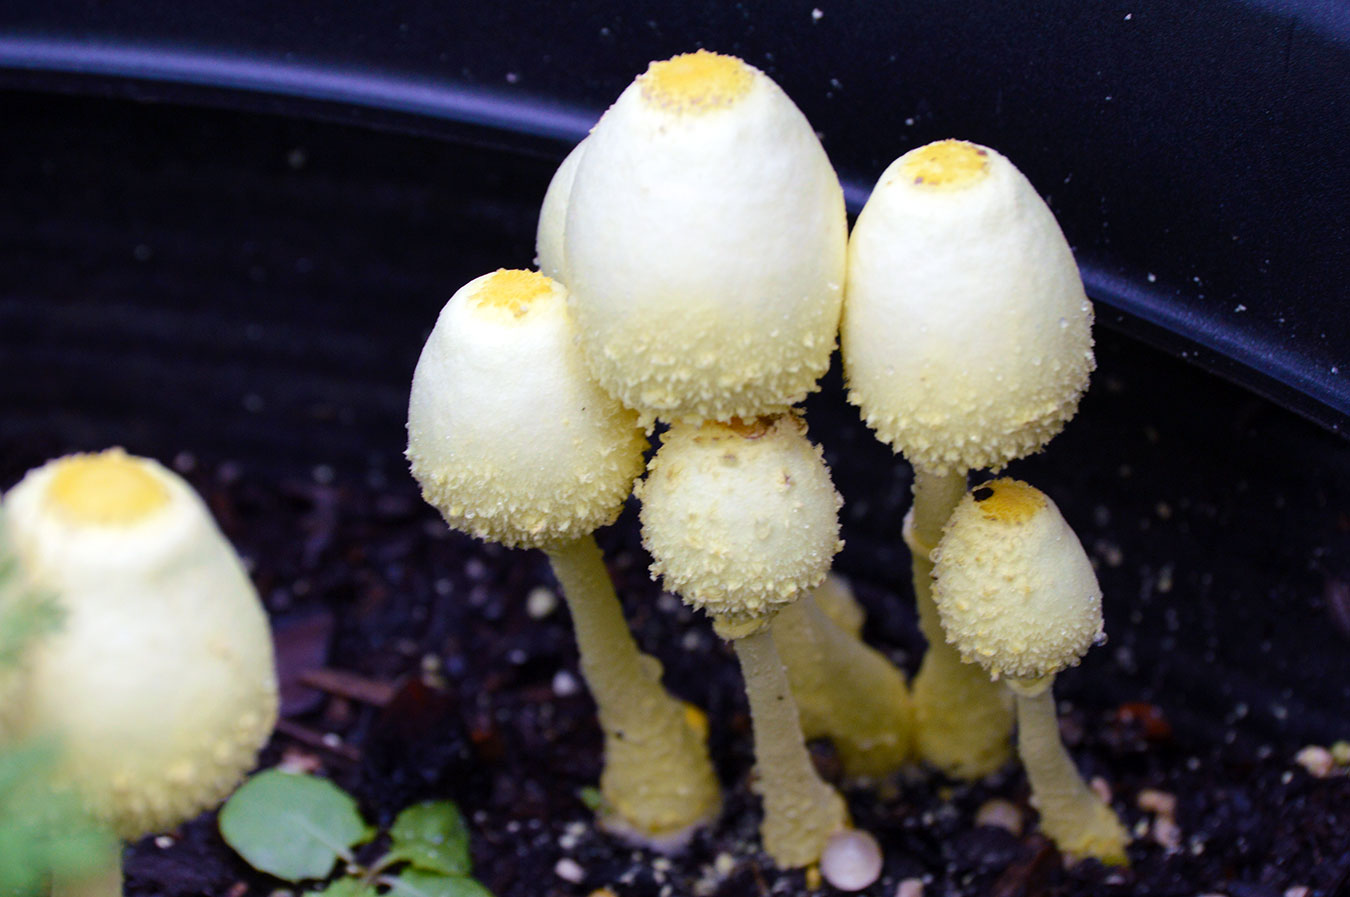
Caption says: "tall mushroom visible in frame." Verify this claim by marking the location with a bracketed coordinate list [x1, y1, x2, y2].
[407, 268, 720, 847]
[842, 139, 1095, 777]
[932, 478, 1129, 865]
[0, 449, 279, 896]
[563, 49, 847, 426]
[638, 414, 849, 867]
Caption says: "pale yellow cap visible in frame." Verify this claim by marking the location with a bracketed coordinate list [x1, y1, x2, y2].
[842, 139, 1094, 475]
[564, 51, 847, 425]
[637, 414, 843, 630]
[407, 269, 647, 548]
[931, 478, 1103, 681]
[0, 450, 278, 840]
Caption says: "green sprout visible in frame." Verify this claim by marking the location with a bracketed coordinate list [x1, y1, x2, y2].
[219, 769, 494, 897]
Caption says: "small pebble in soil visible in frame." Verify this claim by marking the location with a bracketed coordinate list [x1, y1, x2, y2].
[819, 828, 883, 891]
[555, 857, 586, 884]
[974, 798, 1023, 835]
[527, 585, 559, 618]
[1295, 745, 1335, 778]
[895, 878, 924, 897]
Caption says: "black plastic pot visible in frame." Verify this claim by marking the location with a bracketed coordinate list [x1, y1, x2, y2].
[1, 5, 1348, 891]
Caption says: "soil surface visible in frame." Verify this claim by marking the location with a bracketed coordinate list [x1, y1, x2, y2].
[3, 92, 1349, 897]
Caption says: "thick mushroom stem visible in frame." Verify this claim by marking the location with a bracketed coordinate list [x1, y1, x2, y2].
[773, 593, 913, 779]
[544, 534, 720, 845]
[907, 468, 1014, 778]
[1011, 679, 1130, 866]
[731, 624, 848, 868]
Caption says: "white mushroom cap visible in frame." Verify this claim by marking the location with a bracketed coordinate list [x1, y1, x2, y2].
[535, 137, 587, 283]
[637, 414, 843, 630]
[931, 478, 1103, 682]
[564, 50, 847, 425]
[407, 269, 647, 548]
[0, 449, 278, 840]
[842, 139, 1095, 475]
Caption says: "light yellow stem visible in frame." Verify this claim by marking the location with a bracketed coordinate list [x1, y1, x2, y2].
[908, 466, 1014, 778]
[1014, 684, 1130, 866]
[773, 595, 913, 779]
[544, 535, 720, 844]
[52, 850, 122, 897]
[733, 625, 848, 868]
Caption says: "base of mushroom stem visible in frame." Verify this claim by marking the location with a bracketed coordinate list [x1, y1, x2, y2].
[595, 804, 721, 855]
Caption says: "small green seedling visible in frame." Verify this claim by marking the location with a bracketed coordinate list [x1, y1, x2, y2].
[220, 769, 493, 897]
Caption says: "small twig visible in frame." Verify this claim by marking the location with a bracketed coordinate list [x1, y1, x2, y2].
[300, 667, 398, 707]
[274, 718, 362, 763]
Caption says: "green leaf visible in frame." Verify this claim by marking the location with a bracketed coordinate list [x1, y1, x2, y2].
[310, 876, 379, 897]
[0, 739, 117, 896]
[0, 524, 63, 670]
[383, 870, 495, 897]
[386, 801, 471, 876]
[219, 770, 375, 882]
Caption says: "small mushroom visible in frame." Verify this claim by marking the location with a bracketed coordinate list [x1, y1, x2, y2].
[564, 50, 848, 426]
[932, 478, 1129, 866]
[407, 268, 720, 847]
[0, 449, 279, 894]
[638, 414, 852, 867]
[842, 138, 1096, 777]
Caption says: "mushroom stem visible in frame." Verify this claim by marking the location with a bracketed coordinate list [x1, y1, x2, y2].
[907, 467, 1014, 778]
[1013, 682, 1130, 866]
[732, 625, 848, 868]
[543, 534, 720, 845]
[773, 593, 914, 779]
[52, 852, 121, 897]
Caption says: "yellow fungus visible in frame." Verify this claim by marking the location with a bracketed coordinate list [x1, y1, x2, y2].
[898, 139, 991, 188]
[470, 268, 554, 317]
[639, 50, 754, 113]
[45, 449, 170, 525]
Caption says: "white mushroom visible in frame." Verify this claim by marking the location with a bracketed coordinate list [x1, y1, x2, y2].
[564, 50, 847, 425]
[0, 449, 278, 893]
[407, 268, 720, 846]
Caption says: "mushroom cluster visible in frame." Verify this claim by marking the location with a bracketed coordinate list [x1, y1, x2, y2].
[0, 449, 279, 895]
[416, 49, 1129, 874]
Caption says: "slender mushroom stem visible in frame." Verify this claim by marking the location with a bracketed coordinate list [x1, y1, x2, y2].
[544, 534, 720, 843]
[732, 625, 848, 868]
[773, 593, 913, 779]
[908, 467, 1014, 778]
[1012, 681, 1130, 866]
[52, 851, 121, 897]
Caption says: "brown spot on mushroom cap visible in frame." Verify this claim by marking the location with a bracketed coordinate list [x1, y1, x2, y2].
[971, 478, 1046, 524]
[899, 139, 991, 189]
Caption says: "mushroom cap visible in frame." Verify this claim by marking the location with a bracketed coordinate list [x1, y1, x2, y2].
[407, 269, 647, 548]
[842, 139, 1095, 475]
[535, 137, 587, 283]
[637, 414, 843, 630]
[931, 478, 1103, 681]
[0, 449, 278, 840]
[564, 50, 847, 425]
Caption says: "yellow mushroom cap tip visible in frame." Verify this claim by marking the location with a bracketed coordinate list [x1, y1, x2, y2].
[45, 449, 171, 525]
[638, 414, 842, 629]
[900, 139, 991, 189]
[471, 268, 553, 316]
[639, 50, 754, 112]
[932, 479, 1104, 681]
